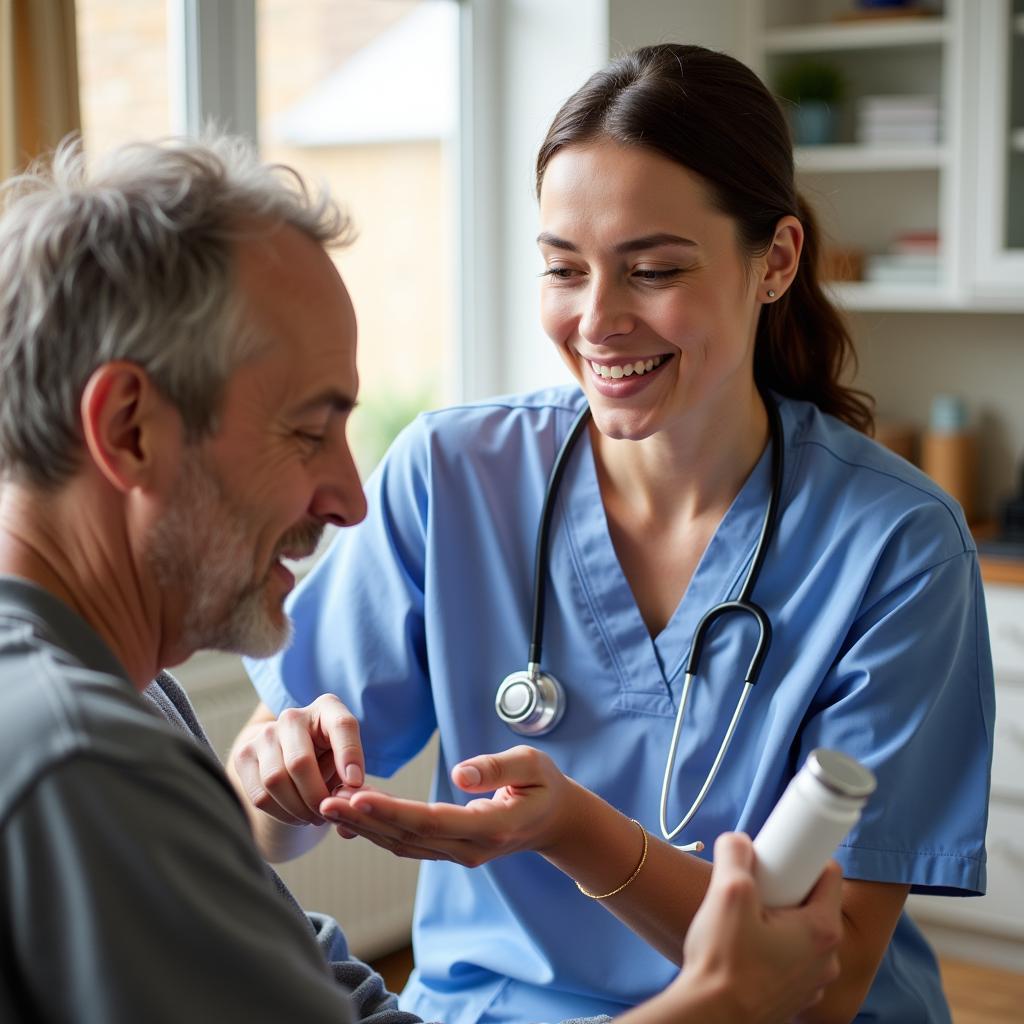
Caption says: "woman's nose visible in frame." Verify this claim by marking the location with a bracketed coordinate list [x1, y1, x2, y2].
[578, 279, 635, 345]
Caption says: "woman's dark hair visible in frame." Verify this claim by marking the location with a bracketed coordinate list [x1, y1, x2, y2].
[536, 43, 873, 433]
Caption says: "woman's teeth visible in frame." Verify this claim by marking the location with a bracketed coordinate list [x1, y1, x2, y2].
[590, 355, 666, 379]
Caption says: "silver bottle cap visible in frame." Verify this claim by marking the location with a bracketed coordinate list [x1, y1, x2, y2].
[806, 748, 877, 800]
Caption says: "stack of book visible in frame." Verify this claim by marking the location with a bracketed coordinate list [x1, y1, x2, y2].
[856, 94, 941, 146]
[864, 230, 941, 285]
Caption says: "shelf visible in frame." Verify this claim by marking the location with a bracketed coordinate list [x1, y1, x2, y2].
[764, 18, 948, 55]
[796, 144, 947, 172]
[827, 281, 954, 311]
[825, 282, 1024, 313]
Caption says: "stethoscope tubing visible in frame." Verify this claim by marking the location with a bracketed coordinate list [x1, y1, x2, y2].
[503, 393, 785, 851]
[660, 395, 785, 845]
[527, 405, 592, 670]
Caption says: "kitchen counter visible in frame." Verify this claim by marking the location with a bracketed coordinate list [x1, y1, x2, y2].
[978, 554, 1024, 586]
[973, 522, 1024, 586]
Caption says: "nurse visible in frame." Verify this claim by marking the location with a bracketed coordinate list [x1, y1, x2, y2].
[236, 43, 993, 1024]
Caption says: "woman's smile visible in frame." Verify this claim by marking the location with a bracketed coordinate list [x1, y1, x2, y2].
[585, 353, 672, 397]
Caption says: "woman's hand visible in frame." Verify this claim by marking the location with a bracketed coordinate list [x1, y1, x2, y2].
[319, 745, 579, 866]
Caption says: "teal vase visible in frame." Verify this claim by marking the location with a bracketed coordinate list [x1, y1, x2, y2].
[794, 101, 835, 145]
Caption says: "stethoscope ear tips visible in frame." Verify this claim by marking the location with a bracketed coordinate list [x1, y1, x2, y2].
[496, 669, 566, 736]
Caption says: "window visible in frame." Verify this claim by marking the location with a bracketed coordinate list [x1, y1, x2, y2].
[76, 0, 174, 157]
[77, 0, 460, 476]
[257, 0, 460, 474]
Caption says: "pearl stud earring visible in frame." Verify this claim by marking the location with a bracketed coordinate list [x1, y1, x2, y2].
[767, 289, 776, 298]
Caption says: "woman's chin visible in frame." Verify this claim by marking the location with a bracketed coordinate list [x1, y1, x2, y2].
[588, 407, 661, 443]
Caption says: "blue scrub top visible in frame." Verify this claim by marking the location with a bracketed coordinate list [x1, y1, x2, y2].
[247, 387, 994, 1024]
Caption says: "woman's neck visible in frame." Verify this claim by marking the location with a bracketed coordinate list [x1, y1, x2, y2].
[589, 387, 771, 637]
[591, 389, 770, 528]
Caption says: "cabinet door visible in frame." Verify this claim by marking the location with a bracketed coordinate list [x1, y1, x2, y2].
[972, 0, 1024, 293]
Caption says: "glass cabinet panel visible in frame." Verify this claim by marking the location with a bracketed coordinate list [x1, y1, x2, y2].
[973, 0, 1024, 293]
[1007, 0, 1024, 251]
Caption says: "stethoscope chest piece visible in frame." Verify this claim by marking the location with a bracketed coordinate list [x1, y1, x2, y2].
[495, 667, 565, 736]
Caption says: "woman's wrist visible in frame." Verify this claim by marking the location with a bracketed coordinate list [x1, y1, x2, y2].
[575, 818, 647, 899]
[536, 781, 647, 898]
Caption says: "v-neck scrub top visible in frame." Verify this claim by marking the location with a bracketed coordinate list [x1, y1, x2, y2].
[246, 386, 994, 1024]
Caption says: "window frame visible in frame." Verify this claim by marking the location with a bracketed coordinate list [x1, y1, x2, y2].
[174, 0, 496, 404]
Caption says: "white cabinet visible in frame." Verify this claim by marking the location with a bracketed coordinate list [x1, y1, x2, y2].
[971, 0, 1024, 296]
[744, 1, 1024, 312]
[907, 582, 1024, 972]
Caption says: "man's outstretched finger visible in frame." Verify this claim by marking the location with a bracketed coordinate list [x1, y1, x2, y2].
[317, 698, 365, 790]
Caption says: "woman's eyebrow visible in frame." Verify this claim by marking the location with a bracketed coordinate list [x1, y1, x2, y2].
[536, 232, 578, 251]
[536, 231, 698, 252]
[614, 233, 698, 253]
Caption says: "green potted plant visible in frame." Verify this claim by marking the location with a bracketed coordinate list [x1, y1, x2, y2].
[775, 61, 845, 145]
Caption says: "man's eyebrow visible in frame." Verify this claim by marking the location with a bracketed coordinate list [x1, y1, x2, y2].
[536, 231, 698, 253]
[289, 389, 357, 418]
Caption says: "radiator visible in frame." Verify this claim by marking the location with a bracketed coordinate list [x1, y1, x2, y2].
[174, 651, 436, 959]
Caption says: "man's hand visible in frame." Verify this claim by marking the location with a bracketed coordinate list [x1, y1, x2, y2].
[228, 696, 365, 857]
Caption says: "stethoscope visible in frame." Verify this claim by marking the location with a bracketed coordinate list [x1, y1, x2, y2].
[495, 394, 785, 850]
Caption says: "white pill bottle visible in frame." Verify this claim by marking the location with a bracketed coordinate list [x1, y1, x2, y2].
[753, 748, 877, 908]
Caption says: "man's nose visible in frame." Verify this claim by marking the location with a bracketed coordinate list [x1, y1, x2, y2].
[310, 439, 367, 528]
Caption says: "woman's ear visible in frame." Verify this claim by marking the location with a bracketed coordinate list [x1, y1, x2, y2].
[761, 215, 804, 302]
[79, 362, 177, 493]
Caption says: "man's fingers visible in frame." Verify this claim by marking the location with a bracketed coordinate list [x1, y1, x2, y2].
[277, 708, 331, 810]
[313, 694, 365, 789]
[252, 721, 323, 824]
[318, 749, 340, 790]
[232, 743, 300, 824]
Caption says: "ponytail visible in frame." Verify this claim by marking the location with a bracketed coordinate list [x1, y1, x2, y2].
[755, 196, 874, 433]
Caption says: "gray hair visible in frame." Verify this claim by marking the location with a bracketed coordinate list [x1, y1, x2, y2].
[0, 133, 353, 488]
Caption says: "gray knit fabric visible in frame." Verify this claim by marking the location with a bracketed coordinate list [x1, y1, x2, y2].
[148, 671, 618, 1024]
[147, 671, 426, 1024]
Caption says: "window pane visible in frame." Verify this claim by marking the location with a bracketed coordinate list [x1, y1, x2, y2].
[257, 0, 459, 475]
[76, 0, 173, 157]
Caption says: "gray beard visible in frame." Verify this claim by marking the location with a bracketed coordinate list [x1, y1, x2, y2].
[144, 456, 293, 659]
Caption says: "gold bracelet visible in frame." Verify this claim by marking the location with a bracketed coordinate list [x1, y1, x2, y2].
[575, 819, 648, 900]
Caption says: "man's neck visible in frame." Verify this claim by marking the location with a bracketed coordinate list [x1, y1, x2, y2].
[0, 479, 164, 690]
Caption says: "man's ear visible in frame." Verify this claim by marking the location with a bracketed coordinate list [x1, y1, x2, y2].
[80, 362, 176, 493]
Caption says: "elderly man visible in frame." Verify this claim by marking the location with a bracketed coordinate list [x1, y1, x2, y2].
[0, 137, 839, 1024]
